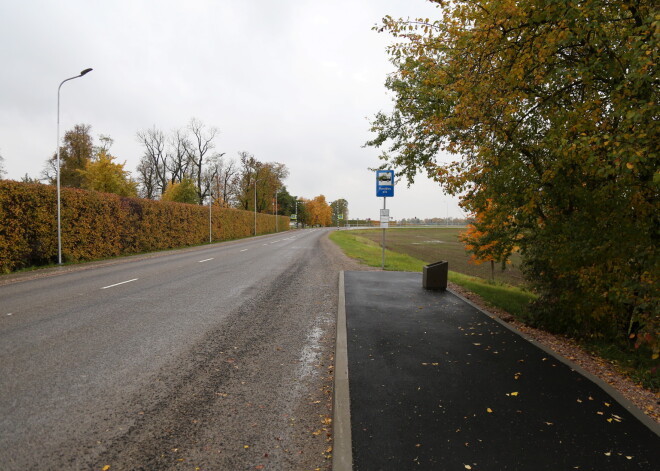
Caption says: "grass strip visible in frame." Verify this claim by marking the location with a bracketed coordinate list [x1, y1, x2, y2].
[329, 230, 537, 319]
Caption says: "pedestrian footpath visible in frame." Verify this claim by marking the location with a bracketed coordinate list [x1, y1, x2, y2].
[334, 271, 660, 470]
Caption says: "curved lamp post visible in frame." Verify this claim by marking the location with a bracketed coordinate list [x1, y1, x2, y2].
[56, 68, 92, 264]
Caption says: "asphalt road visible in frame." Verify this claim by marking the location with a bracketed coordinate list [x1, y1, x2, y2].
[0, 228, 345, 470]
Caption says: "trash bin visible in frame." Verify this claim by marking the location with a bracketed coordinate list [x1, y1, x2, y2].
[423, 261, 448, 291]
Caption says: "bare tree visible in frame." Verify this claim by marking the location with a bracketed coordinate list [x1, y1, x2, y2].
[187, 118, 219, 204]
[167, 127, 192, 185]
[0, 152, 6, 179]
[219, 157, 239, 207]
[136, 157, 158, 199]
[136, 127, 168, 197]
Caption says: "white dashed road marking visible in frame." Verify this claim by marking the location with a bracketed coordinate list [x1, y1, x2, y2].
[101, 278, 138, 290]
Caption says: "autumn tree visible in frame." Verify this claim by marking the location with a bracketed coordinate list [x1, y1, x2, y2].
[161, 178, 199, 204]
[293, 197, 309, 227]
[330, 198, 349, 225]
[460, 200, 518, 281]
[234, 152, 289, 213]
[78, 149, 138, 197]
[44, 124, 94, 187]
[306, 195, 333, 226]
[368, 0, 659, 352]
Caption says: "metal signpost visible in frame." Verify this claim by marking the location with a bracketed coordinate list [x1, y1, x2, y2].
[376, 170, 395, 269]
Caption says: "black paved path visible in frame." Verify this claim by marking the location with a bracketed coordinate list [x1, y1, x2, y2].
[343, 271, 659, 470]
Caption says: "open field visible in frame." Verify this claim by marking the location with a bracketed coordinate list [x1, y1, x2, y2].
[347, 227, 525, 286]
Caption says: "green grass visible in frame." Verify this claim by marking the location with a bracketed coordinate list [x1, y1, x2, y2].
[350, 227, 526, 286]
[329, 230, 536, 319]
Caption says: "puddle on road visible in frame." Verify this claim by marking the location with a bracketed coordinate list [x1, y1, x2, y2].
[297, 325, 324, 380]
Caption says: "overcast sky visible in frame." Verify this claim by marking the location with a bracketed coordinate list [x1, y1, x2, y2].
[0, 0, 464, 220]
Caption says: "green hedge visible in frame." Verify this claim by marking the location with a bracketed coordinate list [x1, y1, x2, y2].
[0, 180, 289, 272]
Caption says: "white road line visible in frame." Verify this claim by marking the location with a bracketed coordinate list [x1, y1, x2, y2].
[198, 258, 214, 263]
[240, 249, 248, 252]
[101, 278, 138, 290]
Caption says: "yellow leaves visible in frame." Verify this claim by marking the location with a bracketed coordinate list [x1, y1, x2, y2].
[102, 467, 111, 471]
[486, 407, 493, 413]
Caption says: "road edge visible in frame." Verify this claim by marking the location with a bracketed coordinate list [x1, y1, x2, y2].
[333, 270, 353, 471]
[448, 287, 660, 437]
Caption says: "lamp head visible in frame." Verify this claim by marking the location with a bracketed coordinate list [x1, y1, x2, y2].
[80, 68, 93, 76]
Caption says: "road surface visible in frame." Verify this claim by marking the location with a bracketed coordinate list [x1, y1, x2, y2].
[0, 228, 348, 470]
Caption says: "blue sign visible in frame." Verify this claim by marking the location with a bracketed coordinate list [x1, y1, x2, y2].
[376, 170, 394, 197]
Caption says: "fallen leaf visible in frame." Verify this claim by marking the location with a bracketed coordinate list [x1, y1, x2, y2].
[510, 392, 519, 396]
[486, 408, 493, 413]
[604, 451, 611, 456]
[465, 465, 472, 470]
[244, 445, 250, 449]
[102, 467, 111, 471]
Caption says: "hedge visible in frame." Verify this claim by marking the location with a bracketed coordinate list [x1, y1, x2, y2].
[0, 180, 289, 272]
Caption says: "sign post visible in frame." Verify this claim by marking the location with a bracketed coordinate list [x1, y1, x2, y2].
[376, 170, 395, 270]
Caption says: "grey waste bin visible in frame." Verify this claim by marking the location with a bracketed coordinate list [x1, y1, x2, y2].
[423, 261, 448, 291]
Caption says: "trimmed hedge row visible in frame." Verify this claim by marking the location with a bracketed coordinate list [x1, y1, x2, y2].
[0, 180, 289, 272]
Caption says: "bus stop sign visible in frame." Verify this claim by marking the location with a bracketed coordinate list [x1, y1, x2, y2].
[376, 170, 394, 197]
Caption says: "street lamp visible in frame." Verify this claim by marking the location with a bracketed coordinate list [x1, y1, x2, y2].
[274, 187, 279, 233]
[253, 176, 260, 236]
[295, 199, 303, 229]
[56, 68, 92, 265]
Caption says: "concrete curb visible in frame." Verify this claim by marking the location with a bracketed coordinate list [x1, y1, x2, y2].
[448, 287, 660, 437]
[333, 271, 353, 471]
